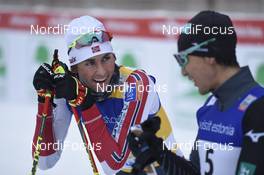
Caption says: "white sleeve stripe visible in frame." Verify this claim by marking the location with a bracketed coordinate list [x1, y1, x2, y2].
[83, 115, 102, 125]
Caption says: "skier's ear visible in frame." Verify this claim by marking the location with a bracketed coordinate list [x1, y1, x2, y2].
[70, 65, 77, 73]
[112, 53, 117, 60]
[70, 65, 79, 78]
[205, 57, 216, 65]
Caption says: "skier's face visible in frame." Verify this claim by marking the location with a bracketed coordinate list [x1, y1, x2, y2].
[76, 53, 116, 92]
[181, 55, 217, 95]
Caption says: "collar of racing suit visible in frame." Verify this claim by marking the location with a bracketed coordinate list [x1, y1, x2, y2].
[212, 66, 258, 111]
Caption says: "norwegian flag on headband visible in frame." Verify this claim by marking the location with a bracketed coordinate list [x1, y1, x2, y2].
[91, 45, 101, 53]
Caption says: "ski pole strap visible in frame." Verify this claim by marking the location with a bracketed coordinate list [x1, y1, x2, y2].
[68, 77, 88, 107]
[42, 91, 52, 115]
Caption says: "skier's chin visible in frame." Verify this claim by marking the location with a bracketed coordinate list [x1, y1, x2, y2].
[198, 87, 210, 95]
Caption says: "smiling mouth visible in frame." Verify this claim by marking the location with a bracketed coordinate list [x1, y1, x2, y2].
[93, 77, 108, 83]
[188, 76, 194, 82]
[188, 76, 197, 86]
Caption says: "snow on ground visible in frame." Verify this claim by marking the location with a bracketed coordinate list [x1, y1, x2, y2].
[0, 99, 198, 175]
[0, 101, 93, 175]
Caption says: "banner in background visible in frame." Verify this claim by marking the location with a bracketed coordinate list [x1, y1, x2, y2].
[0, 11, 264, 131]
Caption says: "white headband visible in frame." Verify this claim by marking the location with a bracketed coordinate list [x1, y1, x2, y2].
[68, 41, 113, 66]
[65, 16, 114, 66]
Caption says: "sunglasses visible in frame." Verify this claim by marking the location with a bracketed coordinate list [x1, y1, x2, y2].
[173, 38, 216, 68]
[68, 30, 113, 54]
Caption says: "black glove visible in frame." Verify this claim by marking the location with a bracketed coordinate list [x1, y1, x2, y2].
[128, 117, 200, 175]
[128, 117, 164, 174]
[160, 150, 200, 175]
[128, 131, 164, 174]
[141, 116, 161, 134]
[33, 63, 54, 102]
[52, 61, 88, 107]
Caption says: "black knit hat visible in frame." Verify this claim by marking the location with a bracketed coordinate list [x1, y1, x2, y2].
[177, 11, 238, 66]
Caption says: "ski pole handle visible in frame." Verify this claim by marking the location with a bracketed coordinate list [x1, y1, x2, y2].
[51, 49, 99, 175]
[52, 49, 65, 74]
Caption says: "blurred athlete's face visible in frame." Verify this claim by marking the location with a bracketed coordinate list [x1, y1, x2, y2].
[181, 55, 218, 95]
[76, 53, 116, 92]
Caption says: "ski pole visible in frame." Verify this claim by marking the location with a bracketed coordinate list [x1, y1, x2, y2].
[71, 107, 99, 175]
[30, 90, 52, 175]
[52, 49, 99, 175]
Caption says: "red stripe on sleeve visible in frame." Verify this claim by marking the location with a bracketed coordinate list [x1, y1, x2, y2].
[32, 103, 56, 157]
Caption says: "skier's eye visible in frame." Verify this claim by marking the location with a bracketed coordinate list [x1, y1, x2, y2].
[85, 60, 96, 67]
[102, 54, 111, 63]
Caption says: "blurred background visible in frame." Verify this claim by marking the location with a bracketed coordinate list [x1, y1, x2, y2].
[0, 1, 264, 174]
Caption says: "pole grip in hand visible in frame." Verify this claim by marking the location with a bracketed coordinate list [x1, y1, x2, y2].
[52, 49, 65, 74]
